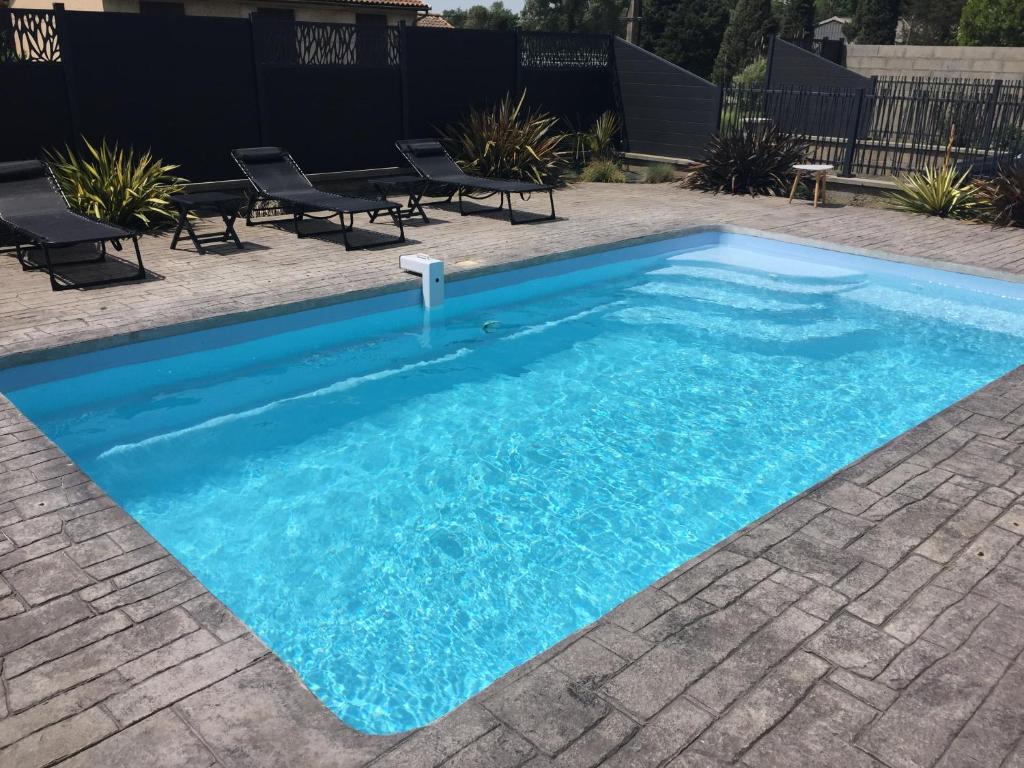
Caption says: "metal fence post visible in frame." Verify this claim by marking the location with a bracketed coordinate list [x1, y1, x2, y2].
[840, 87, 865, 177]
[247, 12, 269, 145]
[52, 3, 82, 147]
[399, 21, 410, 138]
[715, 84, 724, 134]
[514, 28, 521, 95]
[764, 34, 776, 91]
[607, 35, 629, 151]
[982, 79, 1003, 150]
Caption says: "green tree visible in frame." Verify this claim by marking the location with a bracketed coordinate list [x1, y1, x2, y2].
[712, 0, 776, 84]
[814, 0, 856, 20]
[901, 0, 964, 43]
[780, 0, 816, 38]
[641, 0, 730, 79]
[958, 0, 1024, 45]
[442, 8, 468, 26]
[846, 0, 900, 43]
[520, 0, 627, 33]
[443, 2, 519, 30]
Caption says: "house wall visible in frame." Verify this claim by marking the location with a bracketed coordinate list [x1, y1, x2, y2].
[8, 0, 418, 24]
[847, 44, 1024, 81]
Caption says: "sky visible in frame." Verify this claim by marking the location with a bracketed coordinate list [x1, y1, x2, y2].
[427, 0, 527, 14]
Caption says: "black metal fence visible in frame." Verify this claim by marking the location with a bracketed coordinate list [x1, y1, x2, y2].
[0, 8, 623, 181]
[725, 77, 1024, 177]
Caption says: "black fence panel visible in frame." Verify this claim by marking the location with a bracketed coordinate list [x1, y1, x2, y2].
[614, 37, 719, 159]
[253, 18, 402, 172]
[778, 36, 846, 66]
[521, 68, 616, 130]
[404, 27, 517, 137]
[766, 38, 872, 140]
[768, 36, 869, 92]
[520, 32, 616, 131]
[1, 63, 73, 163]
[0, 10, 72, 163]
[62, 11, 260, 181]
[260, 67, 403, 172]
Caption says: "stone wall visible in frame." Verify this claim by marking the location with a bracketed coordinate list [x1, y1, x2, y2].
[847, 44, 1024, 81]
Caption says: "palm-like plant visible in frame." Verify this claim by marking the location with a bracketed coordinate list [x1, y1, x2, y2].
[442, 92, 568, 186]
[586, 111, 621, 162]
[977, 162, 1024, 227]
[45, 138, 185, 229]
[686, 125, 809, 196]
[888, 165, 980, 219]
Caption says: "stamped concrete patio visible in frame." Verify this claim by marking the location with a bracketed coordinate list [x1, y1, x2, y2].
[2, 184, 1024, 768]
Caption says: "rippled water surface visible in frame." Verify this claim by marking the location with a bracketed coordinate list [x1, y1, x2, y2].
[5, 233, 1024, 733]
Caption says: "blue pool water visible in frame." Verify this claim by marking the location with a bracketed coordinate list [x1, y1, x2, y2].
[4, 232, 1024, 733]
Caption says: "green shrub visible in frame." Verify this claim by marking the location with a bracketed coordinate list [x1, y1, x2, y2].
[978, 162, 1024, 227]
[732, 58, 766, 89]
[643, 163, 677, 183]
[45, 138, 184, 229]
[685, 125, 808, 196]
[442, 91, 568, 186]
[579, 160, 627, 183]
[888, 165, 980, 219]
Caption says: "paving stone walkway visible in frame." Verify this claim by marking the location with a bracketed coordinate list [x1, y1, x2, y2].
[2, 185, 1024, 767]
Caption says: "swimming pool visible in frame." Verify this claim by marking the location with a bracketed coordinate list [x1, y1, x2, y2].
[3, 231, 1024, 734]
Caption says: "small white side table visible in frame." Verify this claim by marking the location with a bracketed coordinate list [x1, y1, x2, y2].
[789, 164, 835, 208]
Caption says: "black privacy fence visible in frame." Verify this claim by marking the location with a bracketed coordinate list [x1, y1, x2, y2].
[0, 8, 631, 181]
[725, 76, 1024, 178]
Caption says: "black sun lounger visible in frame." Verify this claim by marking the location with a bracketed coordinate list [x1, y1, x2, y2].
[0, 160, 145, 291]
[395, 139, 556, 225]
[232, 147, 405, 250]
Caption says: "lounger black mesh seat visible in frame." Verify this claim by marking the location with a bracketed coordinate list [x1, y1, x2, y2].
[396, 139, 556, 225]
[0, 160, 145, 291]
[232, 147, 405, 250]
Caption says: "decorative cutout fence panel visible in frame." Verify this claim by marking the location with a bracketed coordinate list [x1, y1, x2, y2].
[0, 9, 60, 63]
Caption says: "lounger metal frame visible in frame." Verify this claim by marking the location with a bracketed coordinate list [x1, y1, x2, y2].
[0, 162, 145, 292]
[396, 140, 556, 226]
[232, 150, 405, 251]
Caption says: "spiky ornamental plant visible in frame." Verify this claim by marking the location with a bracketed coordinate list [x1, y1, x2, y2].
[888, 125, 982, 219]
[585, 111, 621, 162]
[45, 138, 185, 229]
[685, 124, 809, 196]
[888, 166, 981, 218]
[442, 91, 569, 186]
[978, 162, 1024, 227]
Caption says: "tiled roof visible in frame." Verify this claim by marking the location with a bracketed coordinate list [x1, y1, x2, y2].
[293, 0, 430, 8]
[415, 13, 453, 27]
[336, 0, 430, 7]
